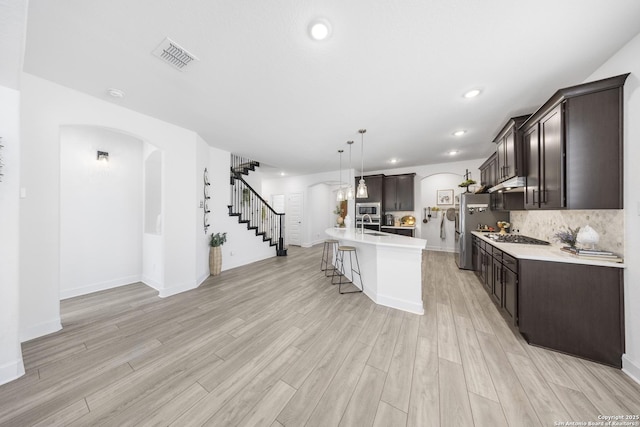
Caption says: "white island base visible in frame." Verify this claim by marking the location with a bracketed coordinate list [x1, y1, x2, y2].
[325, 228, 427, 315]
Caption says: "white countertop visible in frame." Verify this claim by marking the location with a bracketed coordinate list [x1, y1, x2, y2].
[326, 227, 427, 250]
[471, 231, 625, 268]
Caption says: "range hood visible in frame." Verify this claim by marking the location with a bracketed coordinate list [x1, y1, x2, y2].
[488, 176, 526, 193]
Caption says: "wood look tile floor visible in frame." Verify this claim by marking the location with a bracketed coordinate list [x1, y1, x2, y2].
[2, 246, 640, 426]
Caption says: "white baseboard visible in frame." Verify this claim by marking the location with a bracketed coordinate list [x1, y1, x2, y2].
[141, 275, 163, 292]
[196, 272, 209, 287]
[20, 318, 62, 343]
[371, 292, 425, 315]
[302, 238, 325, 248]
[59, 275, 142, 300]
[425, 245, 456, 253]
[622, 354, 640, 385]
[157, 281, 198, 298]
[0, 358, 25, 387]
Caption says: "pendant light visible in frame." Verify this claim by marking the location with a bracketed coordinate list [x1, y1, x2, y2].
[336, 149, 345, 201]
[356, 129, 368, 198]
[346, 141, 355, 200]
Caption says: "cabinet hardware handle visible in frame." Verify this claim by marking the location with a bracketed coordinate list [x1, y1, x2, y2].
[532, 189, 537, 205]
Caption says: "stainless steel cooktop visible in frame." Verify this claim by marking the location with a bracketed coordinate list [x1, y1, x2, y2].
[487, 234, 550, 245]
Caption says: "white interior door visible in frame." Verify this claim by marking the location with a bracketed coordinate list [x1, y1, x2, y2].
[287, 193, 303, 246]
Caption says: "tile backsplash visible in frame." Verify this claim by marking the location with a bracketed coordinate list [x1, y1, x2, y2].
[509, 210, 624, 255]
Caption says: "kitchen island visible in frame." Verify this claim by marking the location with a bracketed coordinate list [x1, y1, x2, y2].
[325, 228, 427, 315]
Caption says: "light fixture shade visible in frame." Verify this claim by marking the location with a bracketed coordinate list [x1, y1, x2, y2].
[336, 188, 345, 202]
[346, 186, 354, 200]
[357, 178, 368, 198]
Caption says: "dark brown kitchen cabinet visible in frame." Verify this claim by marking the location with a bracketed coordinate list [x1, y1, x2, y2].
[518, 260, 624, 367]
[354, 174, 384, 203]
[494, 115, 530, 182]
[472, 236, 481, 273]
[383, 174, 415, 211]
[524, 105, 564, 209]
[479, 153, 497, 188]
[501, 253, 518, 323]
[491, 248, 503, 305]
[522, 73, 628, 210]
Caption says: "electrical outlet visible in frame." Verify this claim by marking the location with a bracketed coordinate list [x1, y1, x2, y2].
[230, 251, 234, 256]
[199, 200, 204, 208]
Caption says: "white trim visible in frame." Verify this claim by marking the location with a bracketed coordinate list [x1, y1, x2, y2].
[196, 272, 210, 287]
[425, 245, 456, 253]
[622, 354, 640, 385]
[374, 292, 425, 315]
[141, 275, 163, 291]
[59, 275, 142, 300]
[302, 238, 325, 248]
[157, 281, 198, 298]
[20, 318, 62, 342]
[0, 359, 25, 387]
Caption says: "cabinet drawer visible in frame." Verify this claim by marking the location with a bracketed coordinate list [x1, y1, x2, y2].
[491, 246, 503, 259]
[503, 253, 518, 272]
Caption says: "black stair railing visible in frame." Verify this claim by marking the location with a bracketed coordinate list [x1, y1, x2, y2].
[229, 155, 287, 256]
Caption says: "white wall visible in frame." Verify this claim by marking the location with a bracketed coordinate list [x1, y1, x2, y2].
[209, 146, 275, 270]
[195, 135, 212, 283]
[419, 173, 462, 252]
[141, 144, 164, 289]
[586, 31, 640, 382]
[59, 126, 143, 299]
[0, 85, 25, 385]
[263, 169, 347, 247]
[19, 72, 200, 340]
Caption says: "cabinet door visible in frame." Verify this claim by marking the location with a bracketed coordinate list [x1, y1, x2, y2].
[355, 175, 384, 203]
[524, 124, 540, 209]
[496, 138, 506, 182]
[395, 175, 414, 211]
[540, 105, 564, 209]
[503, 266, 517, 323]
[504, 131, 516, 180]
[472, 238, 480, 273]
[491, 256, 503, 305]
[383, 176, 396, 210]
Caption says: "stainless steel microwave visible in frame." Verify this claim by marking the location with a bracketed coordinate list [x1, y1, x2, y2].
[355, 202, 381, 219]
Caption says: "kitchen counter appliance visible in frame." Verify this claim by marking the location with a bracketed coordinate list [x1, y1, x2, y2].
[486, 234, 550, 245]
[356, 202, 382, 231]
[455, 193, 509, 269]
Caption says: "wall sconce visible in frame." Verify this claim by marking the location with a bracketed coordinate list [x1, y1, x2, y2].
[97, 151, 109, 162]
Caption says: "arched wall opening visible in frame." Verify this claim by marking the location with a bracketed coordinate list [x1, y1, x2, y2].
[59, 125, 163, 299]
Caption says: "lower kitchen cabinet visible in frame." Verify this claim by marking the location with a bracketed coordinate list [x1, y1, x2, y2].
[518, 260, 624, 368]
[382, 227, 414, 237]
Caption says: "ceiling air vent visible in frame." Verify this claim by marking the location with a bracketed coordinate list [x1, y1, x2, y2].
[152, 37, 199, 71]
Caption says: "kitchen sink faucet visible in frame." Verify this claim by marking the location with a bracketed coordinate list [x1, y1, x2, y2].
[360, 214, 372, 234]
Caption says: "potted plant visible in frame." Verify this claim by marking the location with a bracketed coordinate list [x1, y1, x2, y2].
[209, 232, 227, 276]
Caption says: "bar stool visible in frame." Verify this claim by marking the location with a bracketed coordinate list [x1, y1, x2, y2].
[320, 239, 339, 277]
[331, 246, 364, 294]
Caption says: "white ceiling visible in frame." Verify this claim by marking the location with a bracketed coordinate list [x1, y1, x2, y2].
[21, 0, 640, 176]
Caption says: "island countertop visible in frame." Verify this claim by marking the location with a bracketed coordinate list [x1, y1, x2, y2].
[325, 227, 426, 315]
[471, 231, 625, 268]
[325, 227, 427, 250]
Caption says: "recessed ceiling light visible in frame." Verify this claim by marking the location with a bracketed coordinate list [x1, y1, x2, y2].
[280, 172, 286, 176]
[390, 158, 398, 164]
[463, 89, 481, 98]
[453, 130, 466, 137]
[107, 88, 125, 98]
[448, 150, 459, 156]
[309, 19, 331, 41]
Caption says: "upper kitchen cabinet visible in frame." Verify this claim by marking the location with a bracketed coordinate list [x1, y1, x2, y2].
[479, 152, 497, 188]
[494, 115, 530, 182]
[383, 173, 415, 211]
[522, 73, 628, 210]
[354, 174, 384, 203]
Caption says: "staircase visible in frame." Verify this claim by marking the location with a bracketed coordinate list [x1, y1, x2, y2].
[228, 154, 287, 256]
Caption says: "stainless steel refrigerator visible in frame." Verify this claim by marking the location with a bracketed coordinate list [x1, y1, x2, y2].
[454, 193, 509, 269]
